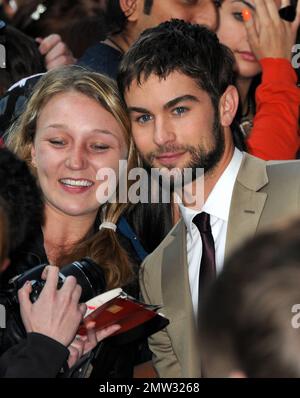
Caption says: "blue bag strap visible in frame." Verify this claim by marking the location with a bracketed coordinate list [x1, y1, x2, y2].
[117, 216, 148, 262]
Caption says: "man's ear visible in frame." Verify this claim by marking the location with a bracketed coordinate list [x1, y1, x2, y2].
[219, 85, 239, 127]
[119, 0, 139, 21]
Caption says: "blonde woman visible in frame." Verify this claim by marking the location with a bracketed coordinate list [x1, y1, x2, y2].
[0, 149, 119, 377]
[6, 65, 141, 289]
[5, 66, 146, 377]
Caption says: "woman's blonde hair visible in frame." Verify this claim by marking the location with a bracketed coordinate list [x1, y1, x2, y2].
[7, 66, 138, 288]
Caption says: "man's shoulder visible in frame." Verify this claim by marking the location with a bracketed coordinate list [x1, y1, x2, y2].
[266, 159, 300, 175]
[263, 160, 300, 202]
[238, 153, 300, 188]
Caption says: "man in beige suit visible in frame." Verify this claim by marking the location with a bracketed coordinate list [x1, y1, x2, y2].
[118, 20, 300, 378]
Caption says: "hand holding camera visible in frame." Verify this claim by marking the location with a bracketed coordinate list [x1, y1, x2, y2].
[18, 266, 87, 347]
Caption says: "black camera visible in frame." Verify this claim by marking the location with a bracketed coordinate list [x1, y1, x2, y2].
[8, 257, 106, 304]
[0, 258, 107, 371]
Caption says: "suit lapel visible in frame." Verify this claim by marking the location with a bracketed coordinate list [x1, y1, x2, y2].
[161, 220, 201, 377]
[162, 220, 188, 321]
[225, 154, 269, 258]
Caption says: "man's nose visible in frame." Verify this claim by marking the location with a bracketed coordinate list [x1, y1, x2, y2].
[191, 0, 219, 32]
[153, 117, 176, 147]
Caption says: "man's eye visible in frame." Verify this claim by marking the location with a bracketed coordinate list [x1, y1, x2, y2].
[233, 12, 244, 22]
[173, 107, 188, 116]
[136, 114, 153, 124]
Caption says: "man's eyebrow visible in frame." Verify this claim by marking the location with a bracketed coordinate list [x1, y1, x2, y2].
[127, 95, 200, 114]
[164, 95, 200, 110]
[232, 0, 255, 11]
[127, 106, 151, 114]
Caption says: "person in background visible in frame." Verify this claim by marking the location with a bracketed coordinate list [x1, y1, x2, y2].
[200, 218, 300, 378]
[217, 0, 300, 159]
[62, 16, 107, 60]
[0, 24, 46, 96]
[11, 0, 108, 60]
[78, 0, 219, 78]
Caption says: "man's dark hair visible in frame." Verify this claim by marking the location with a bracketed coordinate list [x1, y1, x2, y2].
[103, 0, 127, 34]
[0, 148, 44, 261]
[143, 0, 153, 14]
[200, 218, 300, 378]
[118, 19, 235, 109]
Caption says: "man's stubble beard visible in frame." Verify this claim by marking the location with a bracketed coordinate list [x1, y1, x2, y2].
[140, 110, 226, 193]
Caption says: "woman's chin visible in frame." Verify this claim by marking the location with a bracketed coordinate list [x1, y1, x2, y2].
[235, 60, 261, 79]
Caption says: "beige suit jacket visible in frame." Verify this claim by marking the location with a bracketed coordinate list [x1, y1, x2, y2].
[139, 153, 300, 378]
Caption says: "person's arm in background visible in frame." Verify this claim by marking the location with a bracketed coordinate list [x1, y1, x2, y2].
[244, 0, 300, 160]
[0, 332, 69, 378]
[37, 34, 76, 70]
[248, 58, 300, 160]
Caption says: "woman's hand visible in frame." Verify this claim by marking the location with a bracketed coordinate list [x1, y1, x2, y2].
[243, 0, 300, 61]
[18, 266, 87, 347]
[67, 321, 121, 368]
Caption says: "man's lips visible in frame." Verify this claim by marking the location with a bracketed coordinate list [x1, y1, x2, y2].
[237, 51, 257, 62]
[154, 151, 186, 165]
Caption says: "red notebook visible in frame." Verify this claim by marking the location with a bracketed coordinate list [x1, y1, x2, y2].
[78, 289, 169, 344]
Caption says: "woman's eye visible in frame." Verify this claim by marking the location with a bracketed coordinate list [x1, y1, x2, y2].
[49, 139, 65, 146]
[173, 106, 188, 116]
[182, 0, 197, 5]
[91, 144, 110, 151]
[136, 114, 153, 124]
[233, 12, 244, 22]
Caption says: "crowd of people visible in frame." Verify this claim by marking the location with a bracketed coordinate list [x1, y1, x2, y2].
[0, 0, 299, 378]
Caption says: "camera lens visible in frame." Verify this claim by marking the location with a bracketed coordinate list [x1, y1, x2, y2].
[59, 258, 106, 302]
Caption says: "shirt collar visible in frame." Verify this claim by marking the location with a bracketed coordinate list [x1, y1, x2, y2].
[179, 148, 244, 236]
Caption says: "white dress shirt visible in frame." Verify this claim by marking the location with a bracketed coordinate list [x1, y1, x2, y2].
[179, 148, 244, 316]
